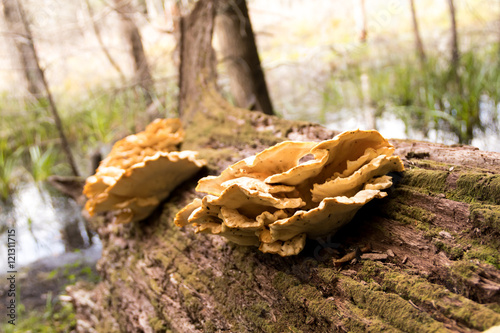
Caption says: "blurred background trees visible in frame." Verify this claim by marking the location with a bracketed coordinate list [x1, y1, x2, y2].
[0, 0, 498, 202]
[2, 0, 44, 96]
[113, 0, 154, 106]
[0, 0, 498, 197]
[215, 0, 274, 115]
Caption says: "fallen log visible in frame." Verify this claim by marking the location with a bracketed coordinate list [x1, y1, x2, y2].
[68, 1, 500, 332]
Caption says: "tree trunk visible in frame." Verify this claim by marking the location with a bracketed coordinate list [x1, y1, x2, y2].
[214, 0, 274, 115]
[68, 1, 500, 332]
[2, 0, 44, 96]
[447, 0, 460, 71]
[114, 0, 154, 106]
[409, 0, 426, 64]
[357, 0, 368, 43]
[85, 0, 126, 83]
[2, 0, 80, 177]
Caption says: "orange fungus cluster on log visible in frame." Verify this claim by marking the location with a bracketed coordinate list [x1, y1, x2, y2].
[175, 130, 404, 256]
[83, 118, 206, 224]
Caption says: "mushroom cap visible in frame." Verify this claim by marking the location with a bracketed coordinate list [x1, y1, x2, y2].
[311, 154, 404, 202]
[84, 118, 205, 224]
[196, 141, 317, 195]
[195, 221, 261, 246]
[98, 118, 184, 170]
[204, 183, 305, 211]
[85, 151, 206, 221]
[269, 182, 392, 242]
[176, 129, 404, 256]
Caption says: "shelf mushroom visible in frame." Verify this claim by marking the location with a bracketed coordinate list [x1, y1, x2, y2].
[175, 129, 404, 256]
[84, 119, 206, 224]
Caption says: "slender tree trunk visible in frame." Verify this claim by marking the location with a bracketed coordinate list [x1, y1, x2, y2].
[447, 0, 460, 71]
[113, 0, 154, 105]
[84, 0, 126, 83]
[177, 0, 217, 120]
[2, 0, 44, 96]
[3, 0, 79, 176]
[360, 73, 376, 130]
[409, 0, 426, 64]
[358, 0, 368, 43]
[356, 0, 373, 128]
[215, 0, 274, 115]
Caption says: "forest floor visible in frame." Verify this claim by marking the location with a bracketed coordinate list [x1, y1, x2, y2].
[0, 246, 100, 331]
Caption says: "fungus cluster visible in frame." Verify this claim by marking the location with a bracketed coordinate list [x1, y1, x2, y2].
[175, 130, 404, 256]
[84, 119, 206, 224]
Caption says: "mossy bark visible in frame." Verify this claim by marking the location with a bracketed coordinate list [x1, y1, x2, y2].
[69, 1, 500, 332]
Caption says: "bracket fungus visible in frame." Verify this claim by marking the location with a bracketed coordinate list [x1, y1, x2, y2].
[175, 129, 404, 256]
[84, 119, 206, 224]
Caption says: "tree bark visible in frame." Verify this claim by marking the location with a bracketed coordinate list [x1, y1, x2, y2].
[357, 0, 368, 43]
[447, 0, 460, 71]
[409, 0, 426, 64]
[113, 0, 154, 105]
[69, 1, 500, 332]
[2, 0, 44, 96]
[85, 0, 126, 83]
[214, 0, 274, 115]
[2, 0, 80, 177]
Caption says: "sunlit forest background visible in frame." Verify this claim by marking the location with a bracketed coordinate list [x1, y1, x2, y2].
[0, 0, 499, 330]
[1, 0, 500, 195]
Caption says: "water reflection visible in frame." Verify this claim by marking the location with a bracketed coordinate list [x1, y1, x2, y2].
[326, 100, 500, 153]
[0, 182, 99, 271]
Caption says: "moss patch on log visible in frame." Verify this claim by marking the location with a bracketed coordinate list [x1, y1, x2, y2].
[469, 203, 500, 235]
[273, 272, 338, 323]
[382, 200, 435, 226]
[453, 173, 500, 204]
[338, 276, 447, 333]
[400, 167, 500, 205]
[358, 261, 500, 331]
[400, 169, 449, 194]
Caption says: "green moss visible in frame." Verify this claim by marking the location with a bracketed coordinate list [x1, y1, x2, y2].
[464, 245, 500, 269]
[196, 147, 239, 172]
[149, 317, 167, 331]
[180, 285, 202, 314]
[400, 169, 449, 194]
[422, 226, 440, 238]
[273, 272, 339, 323]
[153, 252, 174, 269]
[1, 302, 77, 333]
[449, 260, 477, 280]
[433, 240, 464, 260]
[469, 203, 500, 233]
[231, 246, 256, 277]
[488, 303, 500, 314]
[183, 105, 292, 153]
[341, 303, 402, 333]
[361, 261, 500, 330]
[316, 267, 338, 284]
[410, 159, 454, 170]
[203, 319, 217, 333]
[149, 278, 163, 295]
[395, 170, 500, 220]
[242, 302, 276, 333]
[383, 201, 435, 226]
[453, 173, 500, 204]
[339, 276, 446, 333]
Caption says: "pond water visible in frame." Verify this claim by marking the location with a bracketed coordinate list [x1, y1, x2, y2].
[0, 182, 100, 271]
[325, 104, 500, 153]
